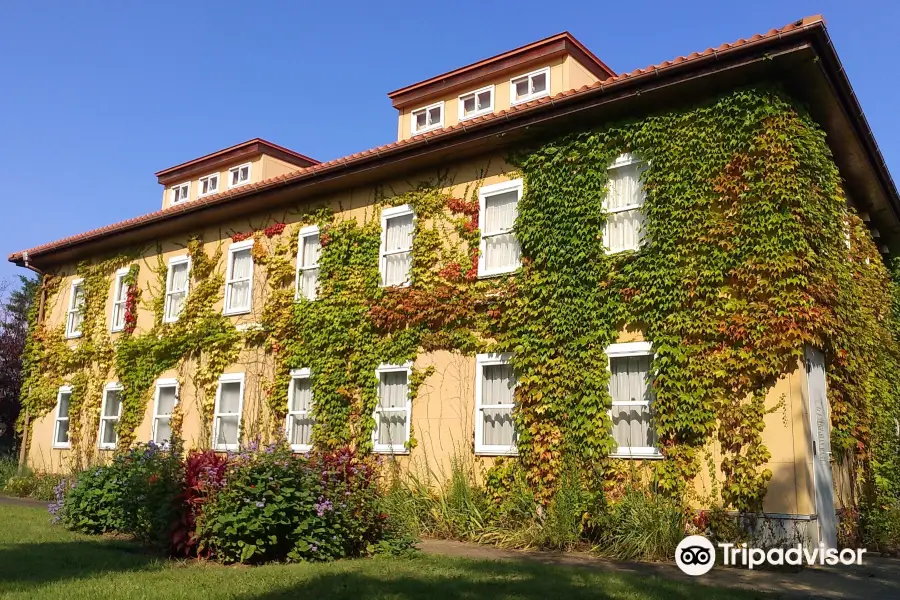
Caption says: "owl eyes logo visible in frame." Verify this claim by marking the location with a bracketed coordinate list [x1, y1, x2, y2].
[675, 535, 716, 576]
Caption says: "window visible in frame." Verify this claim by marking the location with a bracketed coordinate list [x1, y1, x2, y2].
[153, 379, 178, 445]
[287, 369, 314, 452]
[224, 240, 254, 315]
[164, 256, 191, 323]
[379, 205, 414, 287]
[199, 173, 219, 197]
[53, 386, 72, 448]
[607, 341, 659, 458]
[295, 226, 321, 301]
[65, 279, 85, 339]
[510, 67, 549, 105]
[213, 373, 244, 451]
[373, 364, 411, 453]
[171, 182, 190, 204]
[459, 85, 494, 120]
[604, 153, 647, 253]
[478, 179, 522, 277]
[110, 267, 129, 332]
[411, 101, 444, 135]
[475, 354, 517, 455]
[98, 383, 123, 449]
[228, 163, 251, 188]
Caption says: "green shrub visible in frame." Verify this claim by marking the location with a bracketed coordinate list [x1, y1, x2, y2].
[62, 442, 181, 545]
[199, 446, 400, 563]
[595, 489, 686, 561]
[0, 455, 17, 489]
[861, 501, 900, 554]
[4, 470, 67, 501]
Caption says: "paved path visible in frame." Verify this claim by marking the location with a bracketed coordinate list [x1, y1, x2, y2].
[418, 538, 900, 600]
[0, 494, 49, 508]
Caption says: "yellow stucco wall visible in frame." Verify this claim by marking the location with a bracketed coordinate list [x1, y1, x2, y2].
[29, 150, 821, 516]
[396, 52, 602, 141]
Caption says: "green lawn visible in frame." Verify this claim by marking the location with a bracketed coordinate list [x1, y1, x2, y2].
[0, 503, 763, 600]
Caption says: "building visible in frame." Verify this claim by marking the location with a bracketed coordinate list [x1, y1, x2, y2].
[10, 16, 900, 549]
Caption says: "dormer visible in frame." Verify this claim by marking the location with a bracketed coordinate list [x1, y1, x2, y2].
[156, 138, 319, 209]
[387, 32, 615, 142]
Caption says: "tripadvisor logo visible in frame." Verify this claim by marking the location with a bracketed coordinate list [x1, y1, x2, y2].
[675, 535, 867, 575]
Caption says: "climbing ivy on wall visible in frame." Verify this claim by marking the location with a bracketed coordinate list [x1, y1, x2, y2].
[17, 85, 900, 520]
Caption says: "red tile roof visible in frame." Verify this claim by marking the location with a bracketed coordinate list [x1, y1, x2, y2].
[10, 15, 858, 265]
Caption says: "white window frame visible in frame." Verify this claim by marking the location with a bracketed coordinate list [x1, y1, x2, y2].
[228, 163, 252, 189]
[477, 178, 523, 278]
[295, 225, 321, 301]
[213, 373, 245, 452]
[198, 172, 220, 197]
[152, 378, 178, 445]
[65, 278, 85, 339]
[606, 341, 661, 459]
[604, 153, 648, 254]
[52, 385, 73, 449]
[163, 255, 191, 323]
[286, 368, 314, 453]
[379, 204, 415, 288]
[410, 101, 444, 135]
[458, 85, 495, 121]
[372, 363, 412, 454]
[474, 353, 517, 456]
[110, 267, 130, 333]
[224, 239, 254, 316]
[98, 382, 123, 450]
[509, 67, 550, 106]
[171, 182, 190, 204]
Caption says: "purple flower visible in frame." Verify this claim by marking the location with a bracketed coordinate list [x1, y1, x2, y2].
[310, 544, 318, 552]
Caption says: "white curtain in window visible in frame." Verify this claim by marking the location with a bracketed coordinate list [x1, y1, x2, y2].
[483, 191, 520, 271]
[383, 214, 413, 286]
[69, 285, 85, 334]
[481, 364, 515, 447]
[55, 392, 70, 445]
[154, 386, 177, 443]
[604, 161, 647, 253]
[609, 355, 656, 449]
[112, 277, 127, 330]
[166, 262, 189, 320]
[227, 250, 252, 311]
[376, 371, 408, 447]
[298, 234, 320, 300]
[289, 378, 314, 446]
[216, 381, 241, 447]
[605, 210, 645, 253]
[101, 390, 121, 446]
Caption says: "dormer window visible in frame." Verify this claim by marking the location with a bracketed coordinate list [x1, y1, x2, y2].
[199, 173, 219, 197]
[171, 182, 190, 204]
[510, 67, 549, 105]
[411, 101, 443, 135]
[229, 163, 251, 188]
[459, 86, 494, 120]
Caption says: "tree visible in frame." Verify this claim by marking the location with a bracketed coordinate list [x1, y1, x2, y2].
[0, 275, 37, 453]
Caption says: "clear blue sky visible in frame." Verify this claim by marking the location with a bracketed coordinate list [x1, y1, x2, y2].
[1, 1, 897, 282]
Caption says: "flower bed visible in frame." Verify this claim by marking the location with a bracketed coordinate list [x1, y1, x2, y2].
[55, 443, 413, 563]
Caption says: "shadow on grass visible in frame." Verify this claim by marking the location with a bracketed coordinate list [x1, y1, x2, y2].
[0, 540, 162, 591]
[242, 556, 734, 600]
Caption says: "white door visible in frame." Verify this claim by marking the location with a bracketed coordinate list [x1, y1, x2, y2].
[805, 346, 837, 548]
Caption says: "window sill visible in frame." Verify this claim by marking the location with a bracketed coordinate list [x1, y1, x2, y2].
[410, 125, 442, 137]
[198, 191, 219, 199]
[510, 91, 549, 107]
[291, 445, 312, 453]
[97, 445, 117, 451]
[460, 110, 493, 121]
[475, 449, 518, 457]
[228, 182, 250, 190]
[610, 451, 663, 460]
[223, 308, 252, 317]
[52, 444, 71, 450]
[478, 267, 518, 279]
[214, 446, 239, 453]
[65, 332, 82, 340]
[110, 327, 124, 334]
[373, 447, 410, 455]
